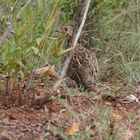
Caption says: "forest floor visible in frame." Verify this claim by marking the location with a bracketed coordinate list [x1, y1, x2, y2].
[0, 77, 140, 140]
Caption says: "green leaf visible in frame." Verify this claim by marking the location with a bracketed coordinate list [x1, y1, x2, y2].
[58, 47, 74, 55]
[36, 38, 42, 46]
[31, 46, 39, 55]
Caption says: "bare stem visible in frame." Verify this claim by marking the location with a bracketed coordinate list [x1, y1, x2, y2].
[16, 0, 31, 20]
[0, 0, 32, 46]
[53, 0, 91, 89]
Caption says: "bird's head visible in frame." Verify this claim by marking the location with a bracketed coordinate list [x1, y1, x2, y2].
[56, 26, 73, 37]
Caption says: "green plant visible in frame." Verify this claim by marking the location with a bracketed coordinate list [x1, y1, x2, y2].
[0, 0, 63, 78]
[82, 0, 140, 83]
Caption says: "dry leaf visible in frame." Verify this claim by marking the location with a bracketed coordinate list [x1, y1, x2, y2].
[66, 122, 80, 135]
[104, 101, 112, 105]
[34, 65, 57, 77]
[119, 95, 139, 103]
[111, 113, 123, 121]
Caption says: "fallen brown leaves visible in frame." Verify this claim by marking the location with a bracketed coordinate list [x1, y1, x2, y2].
[66, 122, 80, 135]
[34, 65, 58, 78]
[0, 78, 140, 139]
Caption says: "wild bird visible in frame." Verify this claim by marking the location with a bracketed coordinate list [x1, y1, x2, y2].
[57, 26, 99, 88]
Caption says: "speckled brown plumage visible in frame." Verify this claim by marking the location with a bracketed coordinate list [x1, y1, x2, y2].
[59, 26, 99, 88]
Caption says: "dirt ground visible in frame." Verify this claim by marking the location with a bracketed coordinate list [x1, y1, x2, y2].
[0, 78, 140, 140]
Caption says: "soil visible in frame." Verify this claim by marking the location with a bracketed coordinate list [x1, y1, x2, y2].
[0, 78, 140, 140]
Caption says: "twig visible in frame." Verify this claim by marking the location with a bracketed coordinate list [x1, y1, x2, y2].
[53, 0, 91, 90]
[0, 20, 13, 46]
[31, 0, 92, 107]
[0, 0, 19, 46]
[16, 0, 31, 20]
[0, 0, 31, 46]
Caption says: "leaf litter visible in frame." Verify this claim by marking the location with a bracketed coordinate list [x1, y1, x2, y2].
[0, 77, 140, 139]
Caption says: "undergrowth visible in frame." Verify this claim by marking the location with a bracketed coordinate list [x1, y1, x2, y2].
[0, 0, 140, 86]
[84, 0, 140, 83]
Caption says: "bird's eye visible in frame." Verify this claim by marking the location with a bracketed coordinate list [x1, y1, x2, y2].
[64, 27, 68, 31]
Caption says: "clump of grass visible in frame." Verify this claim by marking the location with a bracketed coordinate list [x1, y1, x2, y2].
[83, 1, 140, 84]
[0, 0, 67, 91]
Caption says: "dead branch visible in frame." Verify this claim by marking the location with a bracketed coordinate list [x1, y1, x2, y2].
[31, 0, 92, 108]
[53, 0, 92, 90]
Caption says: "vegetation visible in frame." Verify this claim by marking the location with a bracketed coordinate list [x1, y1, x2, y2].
[0, 0, 140, 140]
[1, 0, 140, 83]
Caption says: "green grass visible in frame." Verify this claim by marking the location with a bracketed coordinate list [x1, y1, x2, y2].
[1, 0, 140, 85]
